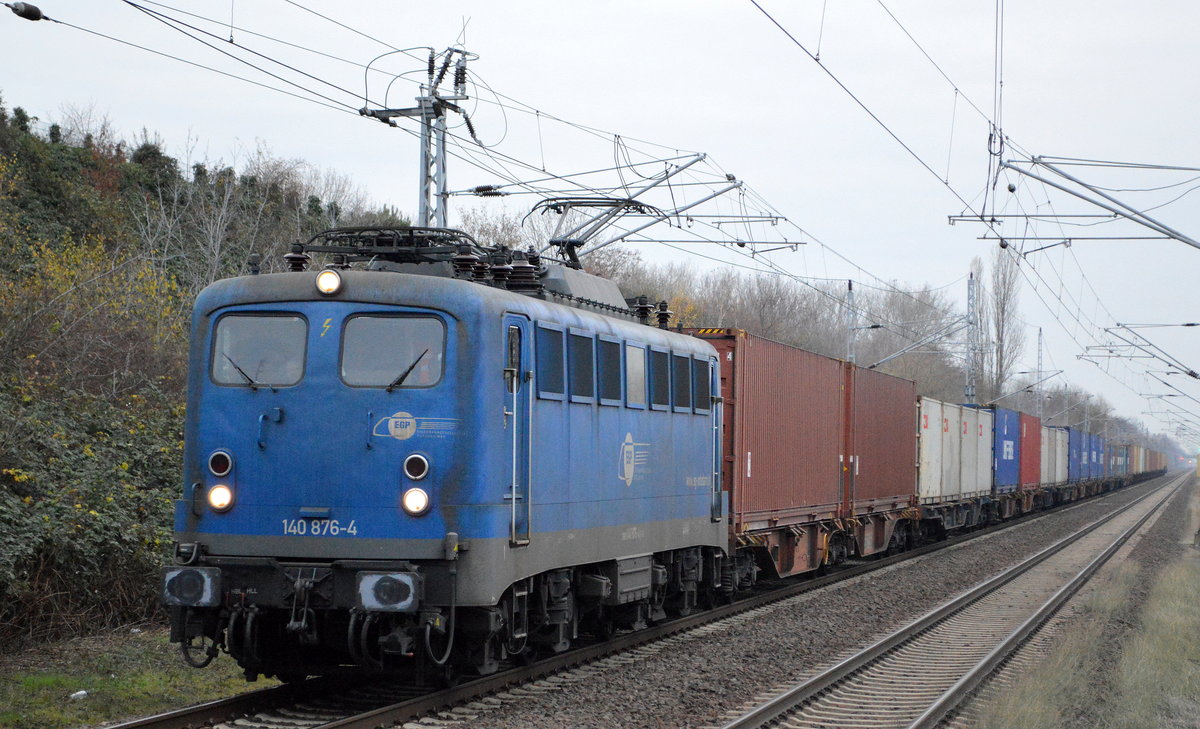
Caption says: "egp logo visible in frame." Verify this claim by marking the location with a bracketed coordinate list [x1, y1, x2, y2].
[377, 412, 417, 440]
[372, 412, 459, 441]
[619, 433, 650, 487]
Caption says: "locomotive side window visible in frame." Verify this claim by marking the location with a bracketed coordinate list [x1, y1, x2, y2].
[625, 344, 647, 408]
[504, 325, 521, 394]
[597, 337, 622, 406]
[671, 354, 692, 412]
[536, 325, 565, 399]
[649, 348, 670, 410]
[341, 316, 445, 387]
[693, 357, 712, 414]
[568, 332, 596, 402]
[211, 314, 306, 387]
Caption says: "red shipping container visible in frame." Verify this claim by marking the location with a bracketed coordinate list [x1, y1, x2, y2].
[1019, 413, 1041, 489]
[690, 329, 844, 532]
[849, 365, 917, 512]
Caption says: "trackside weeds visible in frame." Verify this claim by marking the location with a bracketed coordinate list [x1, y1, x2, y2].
[978, 477, 1197, 729]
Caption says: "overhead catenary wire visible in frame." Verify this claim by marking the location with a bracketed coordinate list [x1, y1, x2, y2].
[121, 0, 369, 112]
[748, 0, 993, 220]
[4, 4, 362, 117]
[12, 2, 1189, 441]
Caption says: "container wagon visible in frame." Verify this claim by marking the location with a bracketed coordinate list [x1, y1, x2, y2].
[689, 328, 917, 577]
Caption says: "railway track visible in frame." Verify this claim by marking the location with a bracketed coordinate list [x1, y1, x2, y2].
[106, 474, 1175, 729]
[714, 471, 1187, 729]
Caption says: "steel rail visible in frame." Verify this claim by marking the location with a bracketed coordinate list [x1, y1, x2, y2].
[103, 676, 356, 729]
[316, 475, 1173, 729]
[716, 472, 1186, 729]
[908, 471, 1190, 729]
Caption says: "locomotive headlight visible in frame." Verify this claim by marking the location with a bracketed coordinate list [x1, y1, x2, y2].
[401, 487, 430, 516]
[208, 450, 232, 477]
[207, 484, 234, 512]
[404, 454, 430, 481]
[315, 269, 342, 295]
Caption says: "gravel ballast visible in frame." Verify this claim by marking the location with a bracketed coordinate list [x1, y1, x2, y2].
[475, 475, 1184, 729]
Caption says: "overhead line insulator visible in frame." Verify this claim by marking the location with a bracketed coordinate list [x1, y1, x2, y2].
[9, 2, 45, 21]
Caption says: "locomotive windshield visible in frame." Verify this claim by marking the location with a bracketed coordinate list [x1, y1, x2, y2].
[211, 314, 307, 387]
[341, 315, 445, 388]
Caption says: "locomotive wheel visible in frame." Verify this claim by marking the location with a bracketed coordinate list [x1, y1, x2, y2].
[437, 664, 461, 689]
[510, 645, 537, 665]
[593, 618, 616, 642]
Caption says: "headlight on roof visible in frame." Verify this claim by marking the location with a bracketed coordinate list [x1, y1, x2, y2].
[315, 269, 342, 295]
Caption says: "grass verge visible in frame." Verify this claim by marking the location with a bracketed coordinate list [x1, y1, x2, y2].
[1105, 556, 1200, 728]
[0, 625, 275, 729]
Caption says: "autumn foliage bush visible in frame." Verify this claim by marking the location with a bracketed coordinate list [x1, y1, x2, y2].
[0, 382, 182, 645]
[0, 95, 395, 648]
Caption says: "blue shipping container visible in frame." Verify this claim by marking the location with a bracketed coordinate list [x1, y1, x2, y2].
[1092, 433, 1106, 478]
[1067, 427, 1085, 482]
[1111, 444, 1129, 477]
[991, 407, 1020, 494]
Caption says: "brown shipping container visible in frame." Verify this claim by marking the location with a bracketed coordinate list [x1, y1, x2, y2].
[1019, 413, 1041, 489]
[849, 365, 918, 511]
[691, 329, 844, 531]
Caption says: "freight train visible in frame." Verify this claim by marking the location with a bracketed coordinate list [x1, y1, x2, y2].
[162, 226, 1168, 682]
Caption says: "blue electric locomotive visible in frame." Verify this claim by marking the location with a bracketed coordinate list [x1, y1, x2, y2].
[163, 227, 728, 680]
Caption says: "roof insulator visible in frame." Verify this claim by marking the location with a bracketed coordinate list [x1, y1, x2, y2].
[655, 301, 674, 329]
[283, 242, 310, 272]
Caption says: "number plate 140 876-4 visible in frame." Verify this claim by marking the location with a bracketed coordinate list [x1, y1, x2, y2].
[281, 518, 358, 536]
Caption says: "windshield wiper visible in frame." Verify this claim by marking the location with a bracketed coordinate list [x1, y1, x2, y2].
[223, 353, 259, 391]
[386, 349, 430, 392]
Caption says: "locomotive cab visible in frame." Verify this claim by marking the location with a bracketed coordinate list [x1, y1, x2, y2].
[166, 268, 475, 679]
[165, 227, 729, 682]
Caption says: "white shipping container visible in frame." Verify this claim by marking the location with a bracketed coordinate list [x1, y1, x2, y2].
[962, 407, 993, 497]
[942, 402, 965, 499]
[919, 397, 975, 501]
[1053, 428, 1069, 484]
[960, 406, 978, 497]
[918, 398, 953, 500]
[918, 397, 942, 500]
[1040, 426, 1053, 486]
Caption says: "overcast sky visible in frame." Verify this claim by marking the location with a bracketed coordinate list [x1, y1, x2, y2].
[3, 0, 1198, 449]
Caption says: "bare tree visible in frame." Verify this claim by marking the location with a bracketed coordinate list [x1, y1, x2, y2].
[987, 247, 1024, 401]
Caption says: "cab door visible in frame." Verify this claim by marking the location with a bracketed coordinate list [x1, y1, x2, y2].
[503, 315, 532, 545]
